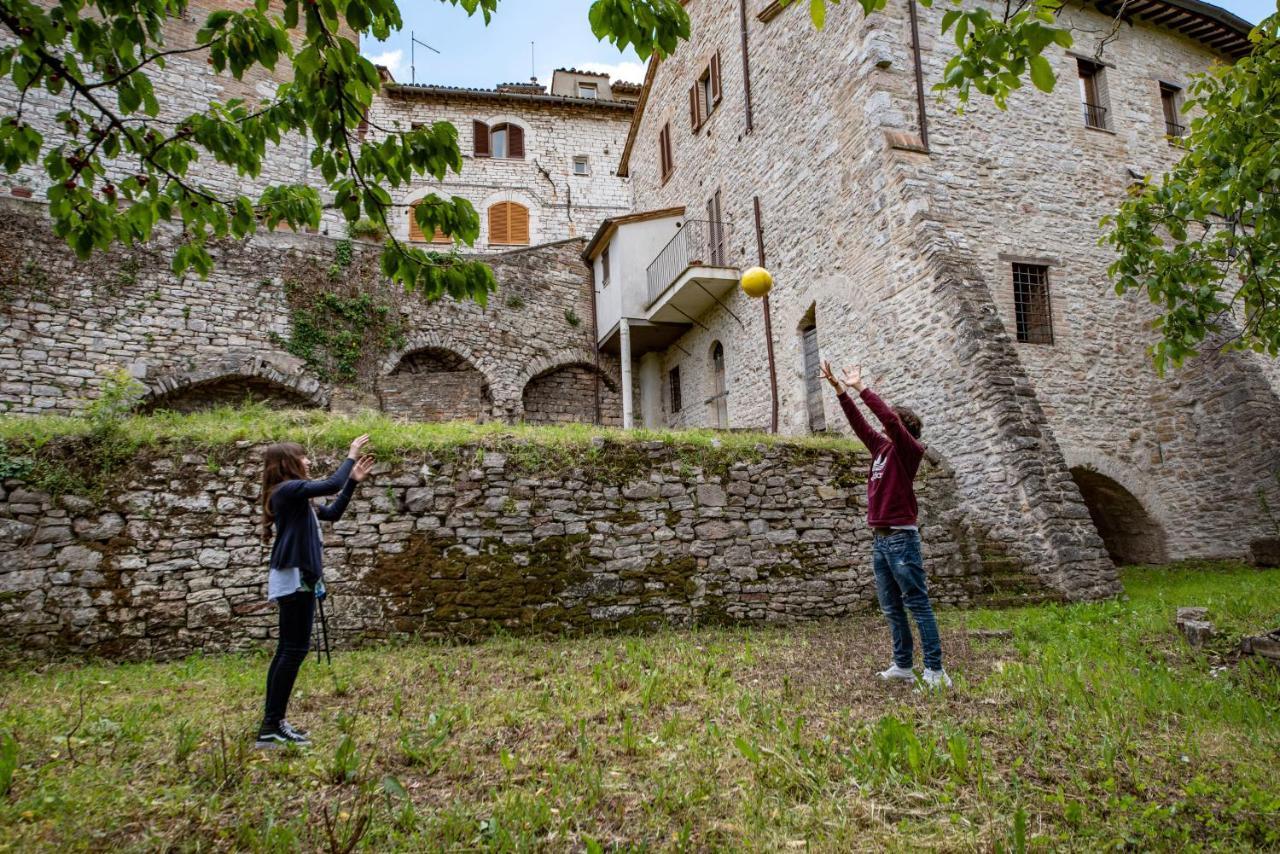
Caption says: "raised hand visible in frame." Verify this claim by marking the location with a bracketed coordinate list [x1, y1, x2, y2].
[841, 365, 864, 392]
[820, 360, 843, 391]
[347, 433, 371, 460]
[351, 455, 376, 482]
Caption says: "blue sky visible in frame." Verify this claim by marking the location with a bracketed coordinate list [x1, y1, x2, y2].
[361, 0, 1278, 89]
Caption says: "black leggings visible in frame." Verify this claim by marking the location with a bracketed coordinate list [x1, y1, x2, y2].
[263, 591, 315, 727]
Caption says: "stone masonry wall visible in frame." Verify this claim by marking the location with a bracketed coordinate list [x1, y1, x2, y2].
[621, 0, 1280, 580]
[368, 91, 635, 250]
[0, 196, 621, 424]
[0, 438, 1047, 659]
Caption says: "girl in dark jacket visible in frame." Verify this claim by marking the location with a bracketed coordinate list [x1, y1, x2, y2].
[256, 434, 374, 748]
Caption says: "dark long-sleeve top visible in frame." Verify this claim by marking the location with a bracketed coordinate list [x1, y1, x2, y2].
[267, 458, 357, 584]
[837, 388, 926, 527]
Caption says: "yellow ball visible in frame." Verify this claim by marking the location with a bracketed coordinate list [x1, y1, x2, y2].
[740, 266, 773, 298]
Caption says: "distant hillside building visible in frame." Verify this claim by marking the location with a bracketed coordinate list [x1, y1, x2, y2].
[366, 69, 637, 251]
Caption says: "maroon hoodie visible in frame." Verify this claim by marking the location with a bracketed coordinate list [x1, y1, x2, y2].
[837, 388, 926, 527]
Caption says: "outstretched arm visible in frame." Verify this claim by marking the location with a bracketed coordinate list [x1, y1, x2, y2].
[315, 454, 374, 522]
[271, 435, 370, 503]
[821, 361, 887, 453]
[859, 384, 925, 455]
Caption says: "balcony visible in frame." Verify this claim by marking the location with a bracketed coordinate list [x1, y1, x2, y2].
[1082, 102, 1108, 130]
[644, 219, 739, 324]
[1165, 120, 1186, 138]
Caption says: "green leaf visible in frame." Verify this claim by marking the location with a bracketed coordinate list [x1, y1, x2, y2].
[1029, 55, 1055, 92]
[810, 0, 827, 30]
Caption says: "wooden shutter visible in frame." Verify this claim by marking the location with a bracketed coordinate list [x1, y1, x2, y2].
[488, 203, 508, 244]
[689, 83, 700, 132]
[509, 204, 529, 244]
[711, 52, 722, 105]
[658, 126, 668, 177]
[508, 124, 525, 159]
[408, 204, 425, 242]
[431, 227, 450, 244]
[473, 120, 490, 157]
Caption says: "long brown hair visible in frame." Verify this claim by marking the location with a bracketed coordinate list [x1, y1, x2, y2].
[261, 442, 308, 544]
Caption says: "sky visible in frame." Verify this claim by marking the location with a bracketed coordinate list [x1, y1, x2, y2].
[361, 0, 1279, 89]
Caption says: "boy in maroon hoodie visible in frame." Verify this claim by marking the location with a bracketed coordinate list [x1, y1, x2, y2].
[821, 361, 950, 689]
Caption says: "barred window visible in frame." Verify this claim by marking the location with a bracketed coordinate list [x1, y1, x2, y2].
[669, 365, 683, 413]
[1013, 263, 1054, 345]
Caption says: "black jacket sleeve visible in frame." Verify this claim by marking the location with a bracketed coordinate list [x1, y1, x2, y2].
[315, 477, 359, 522]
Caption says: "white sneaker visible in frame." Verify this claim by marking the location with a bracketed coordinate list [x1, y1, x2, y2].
[877, 664, 916, 682]
[918, 668, 953, 690]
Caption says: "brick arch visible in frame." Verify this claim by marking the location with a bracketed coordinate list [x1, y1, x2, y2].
[380, 332, 503, 422]
[141, 354, 328, 413]
[517, 349, 622, 426]
[1060, 447, 1171, 566]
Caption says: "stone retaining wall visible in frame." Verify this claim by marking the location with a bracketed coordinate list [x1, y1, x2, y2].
[0, 437, 1044, 660]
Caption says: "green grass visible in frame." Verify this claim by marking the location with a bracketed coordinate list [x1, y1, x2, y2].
[1, 563, 1277, 851]
[0, 406, 863, 455]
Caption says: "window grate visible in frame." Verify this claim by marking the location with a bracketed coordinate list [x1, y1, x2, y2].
[1013, 263, 1054, 345]
[669, 366, 682, 413]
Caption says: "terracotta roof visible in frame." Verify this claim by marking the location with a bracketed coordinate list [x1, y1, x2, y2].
[611, 80, 642, 92]
[555, 67, 611, 78]
[383, 83, 635, 111]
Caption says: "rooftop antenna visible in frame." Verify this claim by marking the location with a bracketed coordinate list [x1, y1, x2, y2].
[410, 31, 440, 85]
[530, 41, 536, 83]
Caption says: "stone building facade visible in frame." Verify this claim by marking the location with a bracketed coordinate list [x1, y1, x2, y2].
[0, 436, 1044, 659]
[590, 0, 1280, 590]
[367, 69, 636, 251]
[0, 196, 622, 424]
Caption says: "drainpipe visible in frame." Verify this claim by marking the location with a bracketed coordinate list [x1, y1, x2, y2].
[908, 0, 930, 151]
[619, 318, 634, 429]
[738, 0, 755, 134]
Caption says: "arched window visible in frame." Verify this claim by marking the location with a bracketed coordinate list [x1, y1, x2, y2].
[799, 307, 826, 433]
[408, 202, 451, 244]
[488, 202, 530, 246]
[710, 341, 728, 428]
[473, 121, 525, 160]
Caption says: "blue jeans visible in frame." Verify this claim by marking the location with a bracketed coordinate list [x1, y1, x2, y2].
[872, 530, 943, 671]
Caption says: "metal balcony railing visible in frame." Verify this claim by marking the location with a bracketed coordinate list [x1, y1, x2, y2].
[1165, 120, 1186, 138]
[1083, 102, 1108, 130]
[645, 219, 733, 308]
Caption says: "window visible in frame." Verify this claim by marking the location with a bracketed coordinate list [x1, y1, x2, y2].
[601, 246, 610, 288]
[1012, 263, 1054, 345]
[1077, 59, 1109, 130]
[473, 121, 524, 159]
[688, 51, 723, 132]
[577, 82, 598, 99]
[658, 122, 674, 182]
[706, 189, 726, 266]
[669, 365, 682, 413]
[408, 203, 452, 244]
[1160, 83, 1184, 137]
[573, 156, 590, 176]
[800, 315, 826, 433]
[709, 342, 728, 428]
[488, 201, 530, 246]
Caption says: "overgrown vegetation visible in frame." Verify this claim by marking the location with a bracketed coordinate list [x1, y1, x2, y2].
[0, 405, 866, 497]
[274, 287, 407, 383]
[0, 565, 1275, 849]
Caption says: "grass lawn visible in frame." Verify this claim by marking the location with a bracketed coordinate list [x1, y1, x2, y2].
[1, 563, 1277, 852]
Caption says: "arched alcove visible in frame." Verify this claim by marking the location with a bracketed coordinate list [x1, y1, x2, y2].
[522, 362, 621, 426]
[142, 375, 319, 414]
[383, 347, 493, 422]
[1070, 467, 1168, 565]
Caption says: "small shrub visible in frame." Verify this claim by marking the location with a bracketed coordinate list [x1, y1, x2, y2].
[85, 369, 146, 431]
[349, 218, 385, 241]
[504, 293, 525, 310]
[173, 720, 198, 767]
[329, 735, 360, 784]
[564, 308, 581, 327]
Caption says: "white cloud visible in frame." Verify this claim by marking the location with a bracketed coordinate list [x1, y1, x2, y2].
[364, 49, 407, 81]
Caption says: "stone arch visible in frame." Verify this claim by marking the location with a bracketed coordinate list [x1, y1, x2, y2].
[1062, 450, 1170, 566]
[381, 333, 497, 422]
[517, 348, 622, 426]
[141, 354, 327, 414]
[708, 339, 728, 428]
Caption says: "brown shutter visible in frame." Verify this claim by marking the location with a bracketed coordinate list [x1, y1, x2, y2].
[509, 204, 529, 244]
[473, 120, 490, 157]
[431, 227, 450, 244]
[711, 52, 722, 105]
[658, 127, 667, 177]
[488, 203, 508, 244]
[689, 83, 699, 132]
[408, 204, 425, 242]
[508, 124, 525, 159]
[664, 124, 674, 177]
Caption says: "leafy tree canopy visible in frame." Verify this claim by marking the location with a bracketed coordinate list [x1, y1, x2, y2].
[1104, 11, 1280, 372]
[0, 0, 690, 304]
